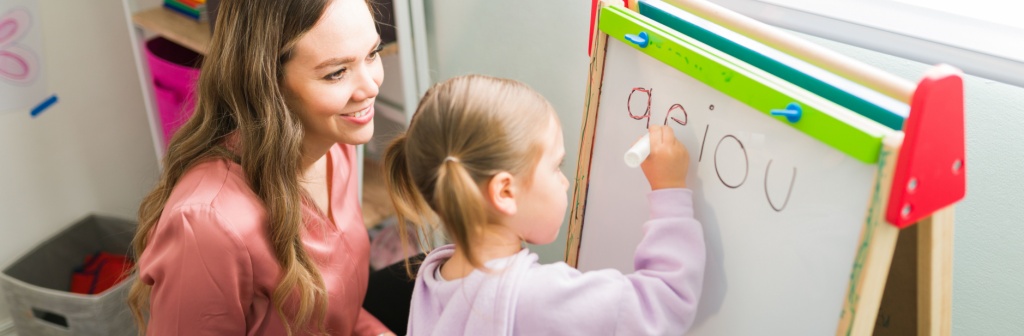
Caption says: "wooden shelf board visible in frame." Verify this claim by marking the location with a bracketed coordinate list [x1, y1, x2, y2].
[132, 7, 211, 55]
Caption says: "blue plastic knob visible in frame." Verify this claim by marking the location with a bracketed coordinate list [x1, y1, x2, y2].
[771, 102, 803, 123]
[625, 31, 649, 48]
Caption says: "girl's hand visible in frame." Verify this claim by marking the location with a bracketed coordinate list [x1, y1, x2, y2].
[640, 125, 690, 190]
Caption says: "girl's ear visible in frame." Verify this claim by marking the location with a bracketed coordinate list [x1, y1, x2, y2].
[486, 172, 517, 216]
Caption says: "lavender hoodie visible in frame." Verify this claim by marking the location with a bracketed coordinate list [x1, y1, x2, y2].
[407, 188, 705, 335]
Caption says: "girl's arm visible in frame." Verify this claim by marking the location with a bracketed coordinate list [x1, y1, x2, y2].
[619, 188, 705, 333]
[516, 188, 705, 335]
[140, 205, 253, 335]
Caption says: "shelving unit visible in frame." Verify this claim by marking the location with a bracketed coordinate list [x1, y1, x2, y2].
[131, 7, 210, 55]
[125, 5, 401, 229]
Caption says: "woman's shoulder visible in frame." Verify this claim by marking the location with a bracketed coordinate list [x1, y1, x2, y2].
[162, 158, 267, 240]
[168, 158, 257, 206]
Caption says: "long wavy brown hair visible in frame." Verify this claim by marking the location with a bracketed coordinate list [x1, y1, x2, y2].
[128, 0, 372, 334]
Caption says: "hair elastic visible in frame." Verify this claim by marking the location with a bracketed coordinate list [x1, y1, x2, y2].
[444, 156, 460, 163]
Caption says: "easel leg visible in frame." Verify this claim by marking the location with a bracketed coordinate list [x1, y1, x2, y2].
[918, 207, 955, 336]
[873, 224, 918, 335]
[873, 207, 954, 336]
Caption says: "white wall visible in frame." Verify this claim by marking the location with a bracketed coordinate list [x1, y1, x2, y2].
[423, 1, 592, 262]
[0, 0, 158, 324]
[422, 1, 1024, 334]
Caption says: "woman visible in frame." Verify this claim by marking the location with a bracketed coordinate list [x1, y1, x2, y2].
[128, 0, 394, 334]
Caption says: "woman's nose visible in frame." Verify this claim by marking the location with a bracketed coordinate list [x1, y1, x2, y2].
[351, 65, 381, 102]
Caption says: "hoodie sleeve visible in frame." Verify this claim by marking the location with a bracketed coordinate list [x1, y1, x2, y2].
[515, 188, 705, 335]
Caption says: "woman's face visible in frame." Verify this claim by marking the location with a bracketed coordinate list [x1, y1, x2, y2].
[282, 0, 383, 148]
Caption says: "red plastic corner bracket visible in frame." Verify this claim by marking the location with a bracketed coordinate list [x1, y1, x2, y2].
[589, 0, 599, 56]
[589, 0, 631, 56]
[886, 64, 966, 228]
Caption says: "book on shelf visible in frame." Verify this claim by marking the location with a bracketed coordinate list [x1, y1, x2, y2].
[164, 0, 208, 22]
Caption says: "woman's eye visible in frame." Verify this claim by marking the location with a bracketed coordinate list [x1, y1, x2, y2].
[368, 44, 384, 62]
[325, 68, 347, 81]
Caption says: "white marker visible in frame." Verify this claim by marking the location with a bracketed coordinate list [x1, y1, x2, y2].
[624, 133, 651, 168]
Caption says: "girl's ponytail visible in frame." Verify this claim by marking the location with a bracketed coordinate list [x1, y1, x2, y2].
[384, 135, 435, 276]
[433, 157, 488, 269]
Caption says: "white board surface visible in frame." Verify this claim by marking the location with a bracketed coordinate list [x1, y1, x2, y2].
[575, 38, 879, 335]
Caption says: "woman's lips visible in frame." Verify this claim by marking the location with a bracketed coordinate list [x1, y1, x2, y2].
[339, 105, 374, 125]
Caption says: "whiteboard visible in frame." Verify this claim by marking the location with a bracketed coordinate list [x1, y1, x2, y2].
[575, 38, 879, 335]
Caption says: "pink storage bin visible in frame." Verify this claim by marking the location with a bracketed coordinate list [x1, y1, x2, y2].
[144, 37, 203, 147]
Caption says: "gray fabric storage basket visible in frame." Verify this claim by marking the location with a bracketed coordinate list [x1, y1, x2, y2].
[0, 214, 138, 336]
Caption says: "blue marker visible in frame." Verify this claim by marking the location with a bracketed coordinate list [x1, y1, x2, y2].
[30, 94, 58, 117]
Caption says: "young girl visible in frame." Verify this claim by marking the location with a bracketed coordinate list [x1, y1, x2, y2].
[129, 0, 393, 335]
[385, 75, 706, 335]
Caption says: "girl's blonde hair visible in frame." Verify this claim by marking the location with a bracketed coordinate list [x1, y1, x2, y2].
[384, 74, 556, 272]
[128, 0, 374, 334]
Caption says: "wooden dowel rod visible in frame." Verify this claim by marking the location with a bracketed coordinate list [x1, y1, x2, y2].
[665, 0, 915, 103]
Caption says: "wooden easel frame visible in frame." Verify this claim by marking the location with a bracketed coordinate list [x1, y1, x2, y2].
[566, 2, 956, 335]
